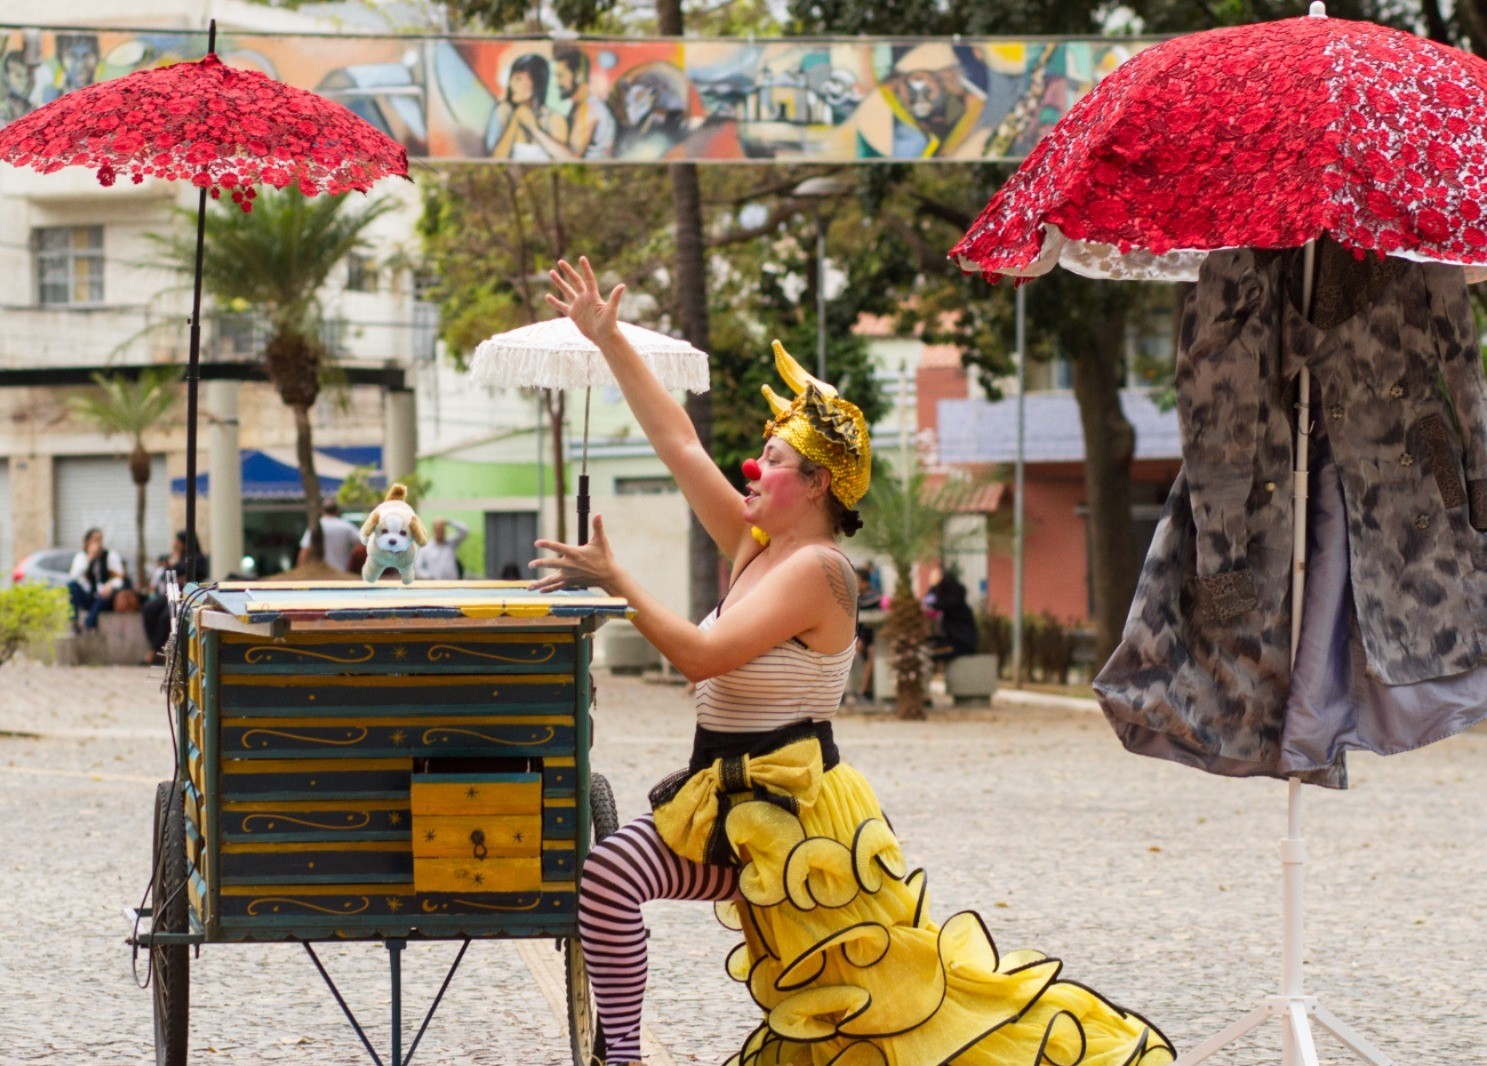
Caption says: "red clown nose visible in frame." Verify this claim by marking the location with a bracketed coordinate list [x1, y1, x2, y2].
[741, 458, 761, 481]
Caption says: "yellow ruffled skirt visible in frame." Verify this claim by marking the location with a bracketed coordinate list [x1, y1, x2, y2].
[708, 762, 1174, 1066]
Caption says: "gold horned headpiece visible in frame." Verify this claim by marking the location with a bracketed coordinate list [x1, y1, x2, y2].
[761, 340, 871, 508]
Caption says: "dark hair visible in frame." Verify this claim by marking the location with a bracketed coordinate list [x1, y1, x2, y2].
[508, 53, 550, 108]
[322, 498, 341, 516]
[554, 44, 589, 81]
[795, 457, 863, 538]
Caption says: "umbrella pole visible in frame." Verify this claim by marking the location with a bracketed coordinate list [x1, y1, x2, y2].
[183, 183, 207, 581]
[577, 386, 591, 544]
[1177, 243, 1392, 1066]
[182, 20, 215, 582]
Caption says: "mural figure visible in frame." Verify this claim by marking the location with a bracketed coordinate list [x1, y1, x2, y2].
[873, 44, 987, 158]
[551, 45, 617, 160]
[45, 32, 99, 102]
[610, 61, 690, 160]
[485, 52, 568, 161]
[2, 47, 35, 121]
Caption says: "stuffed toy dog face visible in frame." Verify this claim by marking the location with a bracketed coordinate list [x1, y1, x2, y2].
[360, 495, 428, 584]
[370, 504, 418, 556]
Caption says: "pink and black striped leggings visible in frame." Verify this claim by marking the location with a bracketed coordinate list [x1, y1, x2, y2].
[578, 813, 738, 1064]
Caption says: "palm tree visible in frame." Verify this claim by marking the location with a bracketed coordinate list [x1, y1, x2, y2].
[856, 461, 1002, 720]
[69, 368, 179, 585]
[153, 188, 395, 561]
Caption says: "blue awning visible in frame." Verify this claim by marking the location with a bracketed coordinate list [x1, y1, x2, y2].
[171, 447, 384, 501]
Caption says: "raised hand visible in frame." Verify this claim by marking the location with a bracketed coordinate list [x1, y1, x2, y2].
[529, 513, 621, 593]
[545, 256, 625, 345]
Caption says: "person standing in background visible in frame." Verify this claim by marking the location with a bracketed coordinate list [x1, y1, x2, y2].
[298, 498, 361, 572]
[414, 517, 469, 580]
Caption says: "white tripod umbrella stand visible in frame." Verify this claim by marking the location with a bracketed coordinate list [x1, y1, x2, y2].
[469, 317, 710, 542]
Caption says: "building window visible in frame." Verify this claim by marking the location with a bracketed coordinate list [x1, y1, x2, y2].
[346, 253, 378, 293]
[35, 225, 103, 306]
[615, 476, 678, 495]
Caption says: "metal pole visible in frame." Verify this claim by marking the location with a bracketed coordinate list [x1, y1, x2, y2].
[577, 387, 591, 544]
[898, 360, 910, 542]
[1011, 284, 1027, 688]
[182, 21, 217, 582]
[388, 938, 404, 1066]
[816, 213, 828, 381]
[1281, 241, 1317, 1066]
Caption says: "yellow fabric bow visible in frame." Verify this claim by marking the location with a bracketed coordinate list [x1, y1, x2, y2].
[653, 738, 825, 864]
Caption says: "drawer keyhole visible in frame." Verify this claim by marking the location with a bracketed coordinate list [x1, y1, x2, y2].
[470, 829, 488, 860]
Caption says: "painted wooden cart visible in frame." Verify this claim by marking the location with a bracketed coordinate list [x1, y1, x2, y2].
[131, 580, 629, 1066]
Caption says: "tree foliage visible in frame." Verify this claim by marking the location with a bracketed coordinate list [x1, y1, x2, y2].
[0, 584, 70, 668]
[152, 189, 394, 561]
[69, 368, 179, 583]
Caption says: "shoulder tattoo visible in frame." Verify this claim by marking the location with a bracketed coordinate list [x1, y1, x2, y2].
[815, 548, 855, 617]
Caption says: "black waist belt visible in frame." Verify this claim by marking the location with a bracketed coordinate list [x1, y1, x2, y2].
[688, 719, 840, 774]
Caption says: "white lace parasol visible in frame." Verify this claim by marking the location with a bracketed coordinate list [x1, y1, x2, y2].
[469, 318, 710, 393]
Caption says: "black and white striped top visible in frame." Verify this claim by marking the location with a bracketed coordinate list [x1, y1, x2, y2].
[693, 607, 855, 733]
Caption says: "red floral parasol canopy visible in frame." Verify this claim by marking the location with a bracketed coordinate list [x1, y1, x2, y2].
[950, 12, 1487, 282]
[0, 53, 408, 210]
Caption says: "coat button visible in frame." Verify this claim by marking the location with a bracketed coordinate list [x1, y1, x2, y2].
[1263, 481, 1277, 492]
[1400, 452, 1414, 466]
[1330, 404, 1345, 419]
[1416, 514, 1431, 530]
[1389, 384, 1406, 398]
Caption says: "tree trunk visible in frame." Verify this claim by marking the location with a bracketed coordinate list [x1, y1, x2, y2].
[1069, 342, 1139, 669]
[654, 0, 719, 621]
[131, 443, 150, 587]
[889, 560, 927, 720]
[293, 402, 324, 563]
[671, 162, 720, 620]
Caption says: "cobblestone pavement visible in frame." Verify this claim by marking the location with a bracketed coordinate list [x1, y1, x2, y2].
[3, 657, 1485, 1064]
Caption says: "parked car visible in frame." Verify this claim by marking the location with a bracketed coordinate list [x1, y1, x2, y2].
[11, 548, 75, 588]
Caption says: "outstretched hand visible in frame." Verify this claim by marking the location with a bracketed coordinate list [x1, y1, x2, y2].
[529, 513, 621, 593]
[546, 257, 625, 346]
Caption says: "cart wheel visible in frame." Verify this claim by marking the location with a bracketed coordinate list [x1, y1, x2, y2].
[152, 781, 190, 1066]
[567, 773, 619, 1065]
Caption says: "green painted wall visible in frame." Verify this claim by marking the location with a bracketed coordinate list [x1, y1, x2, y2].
[416, 457, 571, 578]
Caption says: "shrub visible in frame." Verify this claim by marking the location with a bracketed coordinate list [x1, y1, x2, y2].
[0, 584, 72, 667]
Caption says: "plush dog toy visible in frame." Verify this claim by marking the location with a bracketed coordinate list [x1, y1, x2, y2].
[360, 483, 427, 584]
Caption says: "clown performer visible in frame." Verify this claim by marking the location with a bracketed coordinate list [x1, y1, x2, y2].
[533, 257, 1174, 1066]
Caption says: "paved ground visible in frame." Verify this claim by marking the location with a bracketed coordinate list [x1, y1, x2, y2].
[2, 657, 1484, 1064]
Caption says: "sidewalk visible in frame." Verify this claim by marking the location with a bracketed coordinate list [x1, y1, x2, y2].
[2, 657, 1485, 1063]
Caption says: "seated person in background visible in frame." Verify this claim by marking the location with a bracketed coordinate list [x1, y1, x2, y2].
[67, 527, 127, 632]
[853, 565, 881, 700]
[297, 498, 361, 572]
[141, 531, 208, 666]
[926, 569, 978, 663]
[414, 517, 470, 580]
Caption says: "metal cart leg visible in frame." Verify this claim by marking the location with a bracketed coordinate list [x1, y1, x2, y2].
[303, 938, 473, 1066]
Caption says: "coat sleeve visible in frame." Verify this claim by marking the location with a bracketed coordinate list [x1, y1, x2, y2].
[1174, 249, 1271, 620]
[1424, 263, 1487, 531]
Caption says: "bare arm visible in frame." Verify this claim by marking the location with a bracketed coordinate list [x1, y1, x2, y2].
[547, 257, 752, 559]
[531, 516, 851, 683]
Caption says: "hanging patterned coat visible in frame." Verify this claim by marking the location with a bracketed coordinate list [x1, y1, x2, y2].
[1096, 244, 1487, 786]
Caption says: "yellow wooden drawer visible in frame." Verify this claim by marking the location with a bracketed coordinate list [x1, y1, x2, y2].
[410, 773, 540, 816]
[412, 814, 540, 859]
[413, 856, 541, 894]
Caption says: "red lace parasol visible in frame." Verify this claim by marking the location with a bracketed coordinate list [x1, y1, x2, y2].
[950, 11, 1487, 282]
[0, 52, 407, 209]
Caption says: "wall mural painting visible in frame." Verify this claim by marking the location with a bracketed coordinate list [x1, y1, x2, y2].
[1, 26, 1153, 164]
